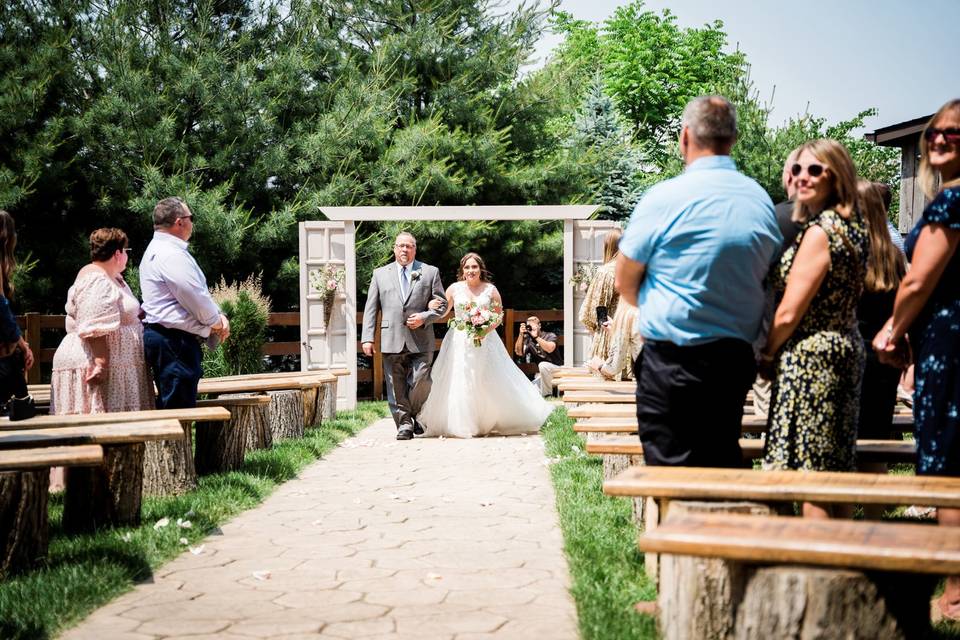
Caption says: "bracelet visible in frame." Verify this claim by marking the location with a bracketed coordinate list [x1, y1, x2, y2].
[759, 352, 775, 364]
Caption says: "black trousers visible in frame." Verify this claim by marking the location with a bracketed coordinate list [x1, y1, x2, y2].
[382, 350, 434, 430]
[635, 338, 756, 468]
[0, 348, 27, 404]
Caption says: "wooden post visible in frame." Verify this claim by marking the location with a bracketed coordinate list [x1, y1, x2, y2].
[24, 313, 41, 384]
[504, 308, 515, 357]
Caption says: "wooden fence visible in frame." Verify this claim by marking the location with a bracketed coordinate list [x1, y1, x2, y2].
[17, 308, 563, 399]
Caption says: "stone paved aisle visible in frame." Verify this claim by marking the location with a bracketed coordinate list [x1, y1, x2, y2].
[63, 417, 578, 640]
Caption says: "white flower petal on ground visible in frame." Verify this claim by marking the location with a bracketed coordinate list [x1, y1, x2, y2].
[153, 517, 170, 530]
[179, 537, 189, 545]
[189, 545, 205, 555]
[177, 519, 192, 529]
[426, 573, 443, 581]
[120, 532, 132, 542]
[252, 570, 271, 581]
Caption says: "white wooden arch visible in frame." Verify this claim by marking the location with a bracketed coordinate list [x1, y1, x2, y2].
[299, 206, 618, 409]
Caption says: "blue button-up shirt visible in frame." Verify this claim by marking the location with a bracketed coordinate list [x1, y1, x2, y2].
[620, 155, 781, 346]
[139, 232, 221, 337]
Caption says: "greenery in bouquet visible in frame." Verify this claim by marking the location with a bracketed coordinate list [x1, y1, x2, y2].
[570, 263, 599, 292]
[202, 274, 271, 377]
[309, 265, 346, 298]
[448, 299, 503, 347]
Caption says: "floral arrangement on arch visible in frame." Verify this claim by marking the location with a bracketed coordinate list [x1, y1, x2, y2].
[570, 263, 599, 292]
[309, 265, 346, 330]
[449, 299, 503, 347]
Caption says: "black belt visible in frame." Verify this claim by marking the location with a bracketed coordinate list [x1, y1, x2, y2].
[145, 323, 204, 343]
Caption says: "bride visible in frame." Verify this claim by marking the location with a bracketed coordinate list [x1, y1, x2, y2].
[417, 252, 553, 438]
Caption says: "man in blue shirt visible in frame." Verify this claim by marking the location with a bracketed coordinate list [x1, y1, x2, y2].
[616, 95, 782, 468]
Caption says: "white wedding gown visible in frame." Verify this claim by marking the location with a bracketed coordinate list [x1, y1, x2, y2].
[418, 282, 554, 438]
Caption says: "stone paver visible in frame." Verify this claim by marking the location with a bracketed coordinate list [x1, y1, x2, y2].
[62, 418, 578, 639]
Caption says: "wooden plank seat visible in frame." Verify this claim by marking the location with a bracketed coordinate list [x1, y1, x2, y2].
[1, 445, 106, 579]
[567, 404, 637, 418]
[0, 419, 186, 533]
[642, 510, 957, 639]
[557, 380, 636, 392]
[586, 436, 918, 464]
[199, 374, 336, 429]
[0, 444, 103, 471]
[604, 465, 960, 508]
[562, 390, 637, 404]
[573, 417, 766, 435]
[1, 407, 229, 497]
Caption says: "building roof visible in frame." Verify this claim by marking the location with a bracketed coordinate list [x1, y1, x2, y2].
[864, 115, 933, 147]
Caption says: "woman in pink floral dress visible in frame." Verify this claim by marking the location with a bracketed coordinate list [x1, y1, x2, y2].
[51, 228, 155, 529]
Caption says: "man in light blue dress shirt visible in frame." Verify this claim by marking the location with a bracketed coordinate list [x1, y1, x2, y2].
[616, 96, 782, 468]
[140, 197, 230, 409]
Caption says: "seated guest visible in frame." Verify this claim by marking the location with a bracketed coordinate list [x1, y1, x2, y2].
[515, 315, 562, 396]
[759, 140, 867, 519]
[587, 302, 641, 380]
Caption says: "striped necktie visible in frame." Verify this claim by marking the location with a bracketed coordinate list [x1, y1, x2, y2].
[400, 265, 409, 299]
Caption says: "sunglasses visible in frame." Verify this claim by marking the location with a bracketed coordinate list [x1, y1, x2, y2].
[790, 163, 827, 178]
[924, 127, 960, 144]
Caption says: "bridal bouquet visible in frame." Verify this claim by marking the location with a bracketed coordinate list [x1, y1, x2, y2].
[449, 300, 503, 347]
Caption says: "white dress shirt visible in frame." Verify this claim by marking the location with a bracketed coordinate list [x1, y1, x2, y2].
[139, 231, 221, 337]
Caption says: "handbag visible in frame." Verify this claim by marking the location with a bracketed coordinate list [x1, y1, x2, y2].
[8, 394, 36, 421]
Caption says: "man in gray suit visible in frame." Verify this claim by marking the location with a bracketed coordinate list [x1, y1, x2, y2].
[361, 232, 446, 440]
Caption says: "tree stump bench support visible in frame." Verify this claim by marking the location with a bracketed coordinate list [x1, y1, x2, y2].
[0, 419, 186, 532]
[642, 510, 956, 639]
[194, 395, 273, 475]
[268, 389, 305, 441]
[0, 445, 103, 578]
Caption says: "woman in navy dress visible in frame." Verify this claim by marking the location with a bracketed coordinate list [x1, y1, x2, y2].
[874, 99, 960, 622]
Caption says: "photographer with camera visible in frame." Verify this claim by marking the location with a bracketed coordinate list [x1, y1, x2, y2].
[514, 315, 562, 396]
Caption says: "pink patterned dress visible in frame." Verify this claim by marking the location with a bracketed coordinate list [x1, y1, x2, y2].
[51, 269, 155, 414]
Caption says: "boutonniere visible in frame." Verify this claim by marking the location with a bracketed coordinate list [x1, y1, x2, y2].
[410, 269, 422, 282]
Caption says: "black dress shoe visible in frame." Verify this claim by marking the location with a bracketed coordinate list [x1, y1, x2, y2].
[396, 428, 414, 440]
[413, 420, 424, 435]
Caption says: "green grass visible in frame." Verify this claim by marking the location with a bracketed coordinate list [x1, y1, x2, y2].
[0, 401, 389, 640]
[541, 408, 657, 640]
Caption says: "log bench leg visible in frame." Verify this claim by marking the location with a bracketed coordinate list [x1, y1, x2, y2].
[301, 387, 320, 429]
[194, 419, 242, 476]
[268, 390, 305, 441]
[656, 500, 775, 639]
[63, 443, 144, 532]
[0, 470, 49, 578]
[142, 421, 197, 496]
[322, 379, 337, 421]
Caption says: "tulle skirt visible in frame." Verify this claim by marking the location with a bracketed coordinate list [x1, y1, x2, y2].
[418, 328, 553, 438]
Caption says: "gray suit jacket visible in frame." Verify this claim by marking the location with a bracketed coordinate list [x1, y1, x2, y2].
[361, 260, 446, 354]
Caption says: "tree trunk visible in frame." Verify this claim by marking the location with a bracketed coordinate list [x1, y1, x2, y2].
[321, 380, 337, 421]
[63, 443, 144, 532]
[0, 470, 49, 578]
[586, 433, 646, 530]
[735, 566, 932, 640]
[268, 390, 304, 441]
[657, 500, 776, 640]
[194, 419, 243, 475]
[301, 386, 320, 428]
[142, 422, 197, 496]
[242, 402, 272, 451]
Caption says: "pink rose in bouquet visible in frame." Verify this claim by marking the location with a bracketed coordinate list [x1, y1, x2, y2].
[450, 300, 502, 347]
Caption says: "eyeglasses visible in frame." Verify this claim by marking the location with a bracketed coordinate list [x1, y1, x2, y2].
[924, 127, 960, 144]
[394, 243, 415, 249]
[790, 163, 827, 178]
[123, 248, 132, 253]
[177, 215, 193, 221]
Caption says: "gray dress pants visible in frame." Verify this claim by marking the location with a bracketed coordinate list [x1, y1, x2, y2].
[382, 350, 434, 430]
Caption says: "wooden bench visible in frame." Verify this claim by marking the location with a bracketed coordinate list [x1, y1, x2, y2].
[571, 412, 914, 434]
[586, 436, 918, 465]
[643, 510, 956, 639]
[0, 419, 185, 532]
[557, 380, 636, 392]
[196, 395, 274, 469]
[2, 407, 230, 496]
[1, 445, 105, 579]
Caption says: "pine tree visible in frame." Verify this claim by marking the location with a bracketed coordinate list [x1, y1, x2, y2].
[567, 76, 643, 220]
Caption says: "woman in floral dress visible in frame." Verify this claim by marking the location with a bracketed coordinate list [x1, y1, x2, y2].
[759, 140, 867, 519]
[51, 228, 155, 529]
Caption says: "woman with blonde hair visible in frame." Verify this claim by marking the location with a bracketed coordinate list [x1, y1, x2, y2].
[578, 227, 622, 361]
[873, 99, 960, 621]
[759, 139, 868, 519]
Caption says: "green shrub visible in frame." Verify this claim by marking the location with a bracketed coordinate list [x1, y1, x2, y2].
[202, 274, 270, 376]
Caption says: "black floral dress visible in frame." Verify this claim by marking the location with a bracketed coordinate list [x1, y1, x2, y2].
[905, 186, 960, 476]
[763, 209, 868, 472]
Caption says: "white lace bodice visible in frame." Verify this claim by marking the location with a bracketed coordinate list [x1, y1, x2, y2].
[452, 282, 495, 322]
